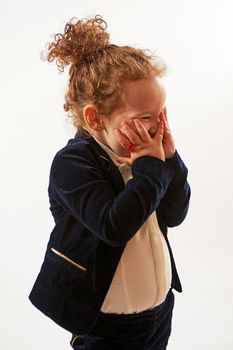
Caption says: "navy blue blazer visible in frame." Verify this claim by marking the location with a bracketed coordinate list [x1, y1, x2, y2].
[29, 131, 190, 336]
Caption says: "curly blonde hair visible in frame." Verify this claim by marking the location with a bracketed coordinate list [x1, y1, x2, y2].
[45, 15, 167, 130]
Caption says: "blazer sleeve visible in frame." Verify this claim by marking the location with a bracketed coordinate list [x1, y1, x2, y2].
[158, 150, 191, 227]
[50, 147, 175, 247]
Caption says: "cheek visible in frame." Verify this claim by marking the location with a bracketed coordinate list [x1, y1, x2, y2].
[140, 119, 156, 129]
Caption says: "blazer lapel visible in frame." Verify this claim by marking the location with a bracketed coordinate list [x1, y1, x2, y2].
[79, 132, 125, 194]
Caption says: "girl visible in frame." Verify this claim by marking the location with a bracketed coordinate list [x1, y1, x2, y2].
[29, 15, 191, 350]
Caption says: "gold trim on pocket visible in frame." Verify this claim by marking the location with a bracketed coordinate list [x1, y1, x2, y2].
[51, 248, 87, 272]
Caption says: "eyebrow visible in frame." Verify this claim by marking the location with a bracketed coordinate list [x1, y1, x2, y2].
[129, 107, 165, 119]
[128, 111, 153, 118]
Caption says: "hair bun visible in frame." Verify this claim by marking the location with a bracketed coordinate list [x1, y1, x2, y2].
[46, 15, 110, 71]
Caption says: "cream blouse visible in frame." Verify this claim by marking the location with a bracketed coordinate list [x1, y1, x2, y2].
[94, 138, 172, 314]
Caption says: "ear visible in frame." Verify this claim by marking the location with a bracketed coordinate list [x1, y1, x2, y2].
[83, 105, 104, 131]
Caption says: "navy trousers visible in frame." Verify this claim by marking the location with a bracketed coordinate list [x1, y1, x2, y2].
[70, 288, 175, 350]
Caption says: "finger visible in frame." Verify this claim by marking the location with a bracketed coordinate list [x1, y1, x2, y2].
[164, 118, 172, 136]
[160, 110, 171, 134]
[163, 106, 168, 121]
[154, 120, 164, 141]
[134, 119, 151, 143]
[120, 122, 142, 145]
[114, 128, 132, 150]
[159, 108, 168, 127]
[114, 128, 137, 153]
[163, 116, 169, 130]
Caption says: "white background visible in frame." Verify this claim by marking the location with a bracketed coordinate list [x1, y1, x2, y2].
[1, 0, 233, 349]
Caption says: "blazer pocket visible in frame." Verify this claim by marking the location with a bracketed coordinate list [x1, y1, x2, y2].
[51, 248, 87, 272]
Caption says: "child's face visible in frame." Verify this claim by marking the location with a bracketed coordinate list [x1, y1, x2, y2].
[101, 75, 166, 156]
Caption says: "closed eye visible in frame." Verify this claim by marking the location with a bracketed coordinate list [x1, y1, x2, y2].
[140, 116, 151, 120]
